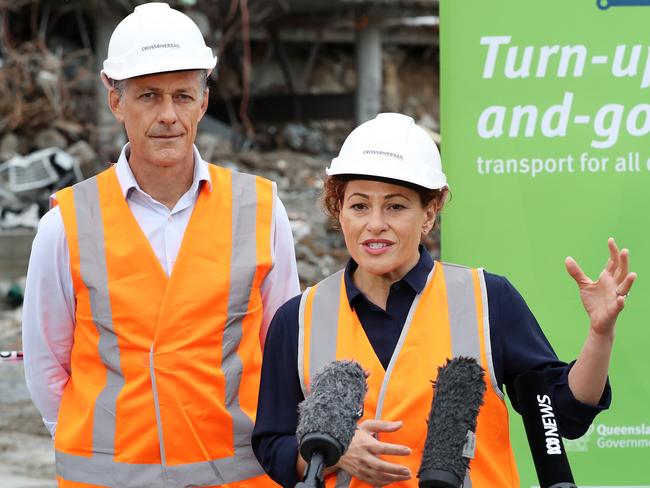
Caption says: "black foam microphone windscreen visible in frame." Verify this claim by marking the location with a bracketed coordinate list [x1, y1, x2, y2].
[514, 370, 577, 488]
[296, 360, 367, 467]
[419, 356, 486, 488]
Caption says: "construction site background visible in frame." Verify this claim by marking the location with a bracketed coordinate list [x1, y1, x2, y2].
[0, 1, 440, 485]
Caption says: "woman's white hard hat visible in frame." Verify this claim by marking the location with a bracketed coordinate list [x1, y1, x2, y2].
[327, 113, 447, 190]
[101, 2, 217, 86]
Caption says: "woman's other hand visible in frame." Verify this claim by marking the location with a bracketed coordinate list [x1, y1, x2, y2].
[566, 237, 637, 405]
[336, 419, 412, 486]
[565, 237, 636, 338]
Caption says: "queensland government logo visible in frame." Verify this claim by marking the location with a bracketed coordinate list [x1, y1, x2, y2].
[565, 423, 650, 452]
[598, 0, 650, 10]
[565, 424, 595, 452]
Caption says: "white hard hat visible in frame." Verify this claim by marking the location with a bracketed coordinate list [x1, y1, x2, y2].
[327, 113, 447, 190]
[101, 2, 217, 84]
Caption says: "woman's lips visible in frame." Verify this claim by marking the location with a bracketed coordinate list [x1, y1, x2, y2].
[362, 240, 393, 255]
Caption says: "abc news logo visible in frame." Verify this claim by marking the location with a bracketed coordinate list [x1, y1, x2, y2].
[536, 394, 563, 455]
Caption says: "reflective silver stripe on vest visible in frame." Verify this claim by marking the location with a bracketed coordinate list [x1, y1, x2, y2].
[57, 448, 264, 487]
[220, 170, 266, 479]
[477, 268, 503, 399]
[444, 263, 482, 362]
[444, 262, 495, 488]
[150, 345, 168, 484]
[375, 264, 436, 420]
[335, 470, 352, 487]
[269, 181, 277, 263]
[297, 286, 312, 398]
[298, 271, 350, 487]
[56, 170, 266, 487]
[72, 176, 127, 462]
[298, 270, 344, 393]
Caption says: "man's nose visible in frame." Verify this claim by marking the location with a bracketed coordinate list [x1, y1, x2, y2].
[158, 96, 178, 125]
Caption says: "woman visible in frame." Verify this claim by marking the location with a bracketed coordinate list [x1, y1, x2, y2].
[252, 113, 636, 487]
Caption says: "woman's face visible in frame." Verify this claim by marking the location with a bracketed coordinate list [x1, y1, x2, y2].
[339, 179, 437, 282]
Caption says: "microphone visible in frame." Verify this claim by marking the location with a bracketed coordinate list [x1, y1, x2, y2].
[295, 360, 367, 488]
[514, 370, 577, 488]
[419, 357, 486, 488]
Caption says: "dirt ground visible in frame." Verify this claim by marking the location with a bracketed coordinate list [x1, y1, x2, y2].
[0, 307, 57, 487]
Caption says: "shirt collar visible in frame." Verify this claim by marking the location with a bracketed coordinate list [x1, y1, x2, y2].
[343, 245, 434, 305]
[114, 142, 212, 200]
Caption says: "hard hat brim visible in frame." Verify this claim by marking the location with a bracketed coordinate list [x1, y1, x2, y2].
[327, 155, 448, 190]
[102, 54, 217, 82]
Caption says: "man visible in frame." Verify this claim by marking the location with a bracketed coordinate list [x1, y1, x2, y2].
[22, 3, 299, 487]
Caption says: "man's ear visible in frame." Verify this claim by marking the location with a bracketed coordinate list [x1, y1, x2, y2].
[108, 88, 125, 122]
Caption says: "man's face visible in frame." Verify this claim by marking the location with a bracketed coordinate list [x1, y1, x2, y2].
[109, 70, 208, 169]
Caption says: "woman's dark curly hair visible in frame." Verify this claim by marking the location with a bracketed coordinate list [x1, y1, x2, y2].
[321, 175, 448, 230]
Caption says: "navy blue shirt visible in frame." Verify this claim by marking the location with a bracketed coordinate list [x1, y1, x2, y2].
[252, 248, 611, 487]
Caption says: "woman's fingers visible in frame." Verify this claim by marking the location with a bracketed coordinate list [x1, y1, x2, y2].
[364, 455, 412, 475]
[616, 272, 637, 297]
[613, 248, 629, 283]
[565, 256, 590, 286]
[359, 419, 404, 434]
[606, 237, 620, 274]
[355, 455, 412, 486]
[369, 439, 412, 457]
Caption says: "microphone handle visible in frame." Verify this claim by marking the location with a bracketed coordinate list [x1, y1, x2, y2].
[295, 450, 327, 488]
[419, 468, 463, 488]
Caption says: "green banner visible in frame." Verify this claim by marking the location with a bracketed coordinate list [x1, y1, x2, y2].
[440, 0, 650, 485]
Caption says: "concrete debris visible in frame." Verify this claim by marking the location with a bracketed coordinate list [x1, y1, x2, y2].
[310, 56, 357, 94]
[250, 61, 287, 95]
[34, 129, 68, 151]
[65, 140, 98, 179]
[1, 147, 83, 194]
[2, 152, 59, 193]
[0, 40, 95, 135]
[282, 123, 326, 154]
[254, 120, 352, 156]
[196, 133, 233, 163]
[0, 203, 39, 231]
[290, 219, 312, 242]
[0, 133, 21, 161]
[0, 147, 85, 232]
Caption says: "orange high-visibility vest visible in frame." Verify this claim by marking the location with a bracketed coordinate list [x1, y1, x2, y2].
[298, 263, 520, 488]
[54, 164, 280, 488]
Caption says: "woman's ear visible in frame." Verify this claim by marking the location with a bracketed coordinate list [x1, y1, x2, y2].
[422, 201, 438, 235]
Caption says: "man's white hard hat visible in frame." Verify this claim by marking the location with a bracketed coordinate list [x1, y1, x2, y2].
[327, 113, 447, 190]
[101, 2, 217, 86]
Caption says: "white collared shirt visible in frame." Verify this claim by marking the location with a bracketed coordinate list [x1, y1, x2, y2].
[22, 144, 300, 436]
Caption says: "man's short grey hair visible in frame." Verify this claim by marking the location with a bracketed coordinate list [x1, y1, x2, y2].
[112, 69, 209, 101]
